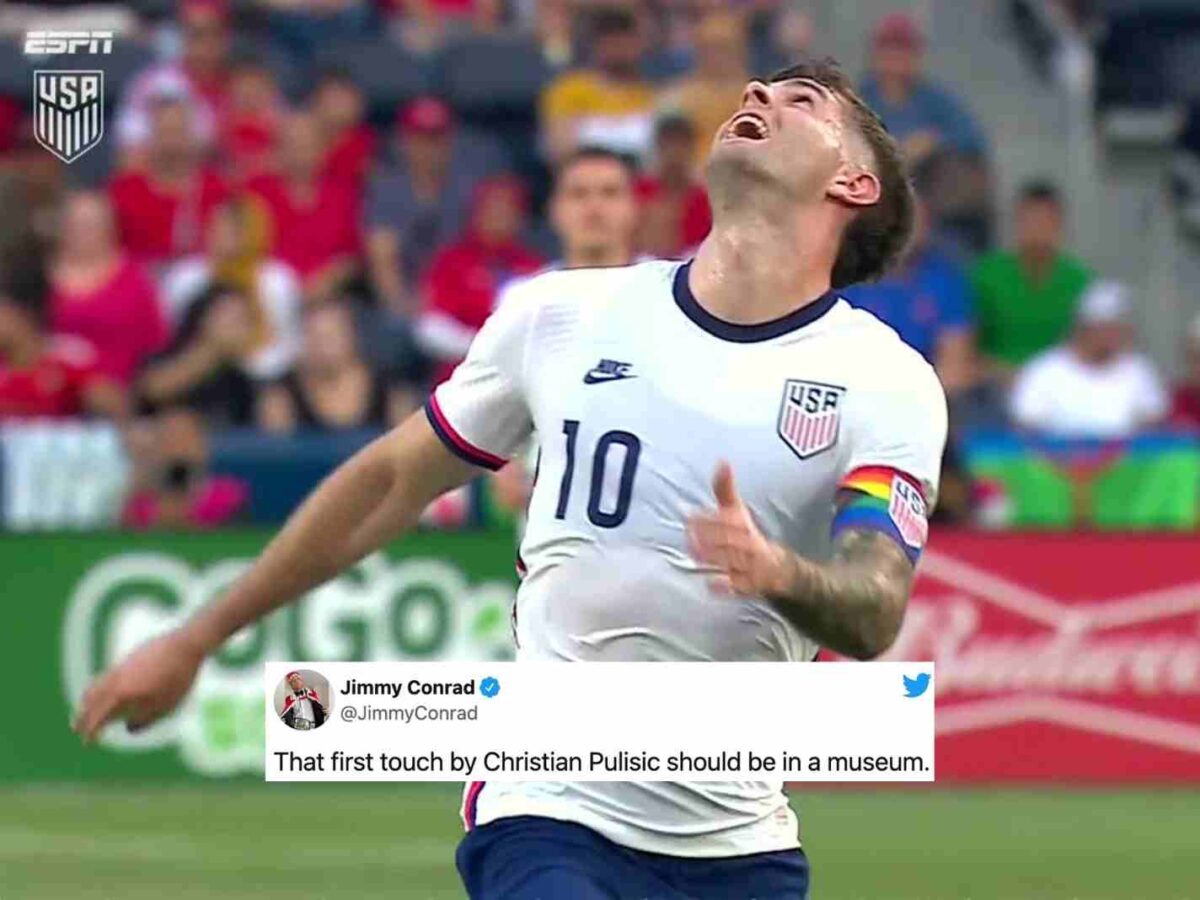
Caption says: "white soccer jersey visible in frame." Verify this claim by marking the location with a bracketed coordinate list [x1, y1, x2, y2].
[425, 259, 948, 857]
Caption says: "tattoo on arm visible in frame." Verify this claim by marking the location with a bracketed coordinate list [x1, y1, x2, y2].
[766, 528, 914, 660]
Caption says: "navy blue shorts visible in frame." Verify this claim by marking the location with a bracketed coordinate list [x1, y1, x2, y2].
[456, 815, 810, 900]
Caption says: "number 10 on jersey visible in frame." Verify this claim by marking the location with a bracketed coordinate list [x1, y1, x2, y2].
[555, 420, 642, 528]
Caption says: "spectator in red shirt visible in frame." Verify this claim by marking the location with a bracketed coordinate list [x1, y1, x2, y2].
[108, 98, 231, 273]
[310, 69, 376, 191]
[49, 191, 168, 385]
[416, 175, 543, 382]
[245, 111, 362, 304]
[636, 114, 711, 258]
[222, 58, 288, 187]
[0, 252, 125, 420]
[1171, 313, 1200, 429]
[114, 0, 233, 166]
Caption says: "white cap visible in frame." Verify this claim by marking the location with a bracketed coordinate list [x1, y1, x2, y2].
[1077, 280, 1131, 325]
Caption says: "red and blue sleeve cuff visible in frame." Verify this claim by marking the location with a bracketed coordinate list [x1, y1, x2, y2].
[424, 395, 508, 471]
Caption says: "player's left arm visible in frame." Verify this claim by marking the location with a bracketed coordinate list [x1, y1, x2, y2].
[688, 357, 947, 660]
[768, 516, 915, 661]
[687, 466, 915, 660]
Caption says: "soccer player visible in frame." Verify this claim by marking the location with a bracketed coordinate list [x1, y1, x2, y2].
[75, 58, 946, 899]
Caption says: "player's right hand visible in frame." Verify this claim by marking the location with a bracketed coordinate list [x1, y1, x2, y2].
[687, 461, 795, 599]
[72, 629, 206, 742]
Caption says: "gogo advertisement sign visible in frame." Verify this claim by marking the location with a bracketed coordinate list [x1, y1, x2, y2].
[887, 531, 1200, 781]
[3, 530, 518, 782]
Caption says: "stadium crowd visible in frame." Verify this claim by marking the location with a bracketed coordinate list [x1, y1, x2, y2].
[0, 0, 1198, 528]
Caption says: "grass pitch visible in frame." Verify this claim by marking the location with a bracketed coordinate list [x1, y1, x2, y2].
[1, 783, 1196, 900]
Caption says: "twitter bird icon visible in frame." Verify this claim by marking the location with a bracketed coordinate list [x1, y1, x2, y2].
[903, 673, 932, 698]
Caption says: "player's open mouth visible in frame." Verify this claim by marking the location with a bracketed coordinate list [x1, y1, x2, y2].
[725, 113, 770, 142]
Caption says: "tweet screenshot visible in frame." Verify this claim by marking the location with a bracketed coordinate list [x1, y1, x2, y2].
[14, 4, 1200, 900]
[266, 663, 935, 782]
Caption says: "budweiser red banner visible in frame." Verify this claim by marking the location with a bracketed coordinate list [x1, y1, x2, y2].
[886, 531, 1200, 782]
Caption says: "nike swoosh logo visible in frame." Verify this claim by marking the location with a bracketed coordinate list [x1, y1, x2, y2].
[583, 371, 636, 385]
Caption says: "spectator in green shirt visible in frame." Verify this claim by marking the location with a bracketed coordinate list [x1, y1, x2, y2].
[971, 181, 1092, 372]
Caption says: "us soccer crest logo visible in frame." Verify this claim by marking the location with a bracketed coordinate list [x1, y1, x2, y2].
[777, 380, 846, 460]
[888, 475, 929, 548]
[33, 71, 104, 164]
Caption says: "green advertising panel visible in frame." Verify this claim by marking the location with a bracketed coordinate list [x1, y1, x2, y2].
[4, 529, 519, 782]
[965, 433, 1200, 530]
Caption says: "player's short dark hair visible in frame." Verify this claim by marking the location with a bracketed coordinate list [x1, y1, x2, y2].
[0, 245, 49, 325]
[1017, 179, 1063, 207]
[769, 58, 915, 288]
[554, 145, 637, 188]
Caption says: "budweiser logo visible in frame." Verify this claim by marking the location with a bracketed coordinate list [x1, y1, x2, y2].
[884, 545, 1200, 757]
[889, 598, 1200, 696]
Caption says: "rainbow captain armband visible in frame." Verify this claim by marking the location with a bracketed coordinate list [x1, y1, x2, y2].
[830, 466, 930, 564]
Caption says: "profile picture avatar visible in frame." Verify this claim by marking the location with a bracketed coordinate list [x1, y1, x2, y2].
[275, 670, 330, 731]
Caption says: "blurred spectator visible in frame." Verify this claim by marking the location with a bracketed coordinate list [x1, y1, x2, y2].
[749, 3, 814, 74]
[842, 197, 976, 397]
[416, 176, 543, 382]
[108, 98, 231, 273]
[971, 181, 1092, 373]
[137, 284, 261, 427]
[860, 13, 987, 167]
[49, 192, 167, 387]
[221, 58, 288, 187]
[244, 111, 362, 304]
[366, 97, 504, 315]
[257, 299, 418, 434]
[122, 408, 248, 530]
[539, 5, 656, 162]
[114, 0, 232, 164]
[264, 0, 375, 65]
[1010, 281, 1168, 438]
[162, 199, 302, 381]
[0, 96, 22, 158]
[635, 115, 711, 259]
[0, 251, 126, 420]
[0, 128, 67, 260]
[384, 0, 500, 54]
[532, 0, 575, 69]
[633, 2, 701, 85]
[310, 69, 376, 191]
[1170, 312, 1200, 429]
[549, 147, 639, 269]
[658, 9, 750, 172]
[859, 13, 991, 250]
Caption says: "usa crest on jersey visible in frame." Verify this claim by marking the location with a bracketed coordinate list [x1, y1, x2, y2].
[777, 380, 845, 459]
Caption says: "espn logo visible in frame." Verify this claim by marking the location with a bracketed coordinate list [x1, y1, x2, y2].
[24, 31, 115, 55]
